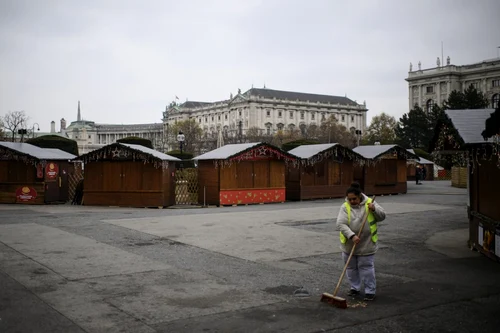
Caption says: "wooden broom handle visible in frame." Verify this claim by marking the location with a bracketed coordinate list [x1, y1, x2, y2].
[333, 196, 376, 296]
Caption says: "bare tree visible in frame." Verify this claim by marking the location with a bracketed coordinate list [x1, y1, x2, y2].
[166, 119, 203, 154]
[0, 116, 4, 141]
[3, 111, 29, 142]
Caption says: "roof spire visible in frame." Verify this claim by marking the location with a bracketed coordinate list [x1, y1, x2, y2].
[77, 100, 81, 121]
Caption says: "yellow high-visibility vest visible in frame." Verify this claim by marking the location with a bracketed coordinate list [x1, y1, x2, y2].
[339, 198, 378, 244]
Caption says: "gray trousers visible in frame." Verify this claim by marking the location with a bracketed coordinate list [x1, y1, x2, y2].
[342, 252, 376, 294]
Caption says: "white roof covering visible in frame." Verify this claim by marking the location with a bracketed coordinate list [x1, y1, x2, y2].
[288, 143, 339, 159]
[445, 109, 495, 144]
[193, 143, 263, 160]
[353, 144, 419, 160]
[0, 142, 77, 160]
[118, 143, 181, 161]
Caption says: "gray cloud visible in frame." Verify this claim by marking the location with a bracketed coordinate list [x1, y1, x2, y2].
[1, 0, 499, 131]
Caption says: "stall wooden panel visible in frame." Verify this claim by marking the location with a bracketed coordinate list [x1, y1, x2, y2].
[143, 163, 161, 191]
[285, 165, 301, 201]
[121, 161, 142, 191]
[328, 161, 341, 185]
[253, 160, 270, 188]
[236, 162, 253, 188]
[197, 161, 220, 205]
[102, 162, 122, 192]
[220, 164, 237, 190]
[270, 161, 285, 188]
[84, 162, 103, 191]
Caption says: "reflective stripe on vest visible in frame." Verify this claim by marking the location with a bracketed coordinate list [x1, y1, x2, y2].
[339, 198, 378, 244]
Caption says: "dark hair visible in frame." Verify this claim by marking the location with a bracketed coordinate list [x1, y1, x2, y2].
[346, 182, 362, 196]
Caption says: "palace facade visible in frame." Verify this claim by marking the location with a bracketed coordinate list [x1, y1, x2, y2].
[163, 87, 368, 138]
[406, 56, 500, 112]
[50, 102, 164, 154]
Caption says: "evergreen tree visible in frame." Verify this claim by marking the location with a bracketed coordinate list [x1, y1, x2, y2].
[395, 105, 429, 148]
[444, 84, 489, 110]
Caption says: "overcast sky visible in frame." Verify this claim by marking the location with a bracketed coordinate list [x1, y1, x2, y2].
[1, 0, 499, 132]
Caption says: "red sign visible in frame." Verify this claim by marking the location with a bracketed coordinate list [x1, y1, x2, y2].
[219, 188, 285, 205]
[36, 164, 43, 178]
[15, 186, 38, 202]
[45, 162, 59, 179]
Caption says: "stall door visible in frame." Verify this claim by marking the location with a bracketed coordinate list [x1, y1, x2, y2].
[44, 161, 60, 203]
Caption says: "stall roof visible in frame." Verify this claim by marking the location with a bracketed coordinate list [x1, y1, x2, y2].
[353, 144, 419, 160]
[119, 143, 180, 161]
[444, 109, 494, 144]
[288, 143, 365, 161]
[194, 143, 262, 160]
[0, 142, 77, 160]
[407, 149, 434, 165]
[76, 142, 181, 161]
[193, 142, 295, 161]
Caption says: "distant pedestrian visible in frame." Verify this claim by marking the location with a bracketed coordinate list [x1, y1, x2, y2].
[421, 166, 427, 181]
[336, 182, 386, 301]
[415, 165, 422, 185]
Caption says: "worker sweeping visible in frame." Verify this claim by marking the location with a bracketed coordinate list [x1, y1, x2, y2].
[336, 182, 386, 301]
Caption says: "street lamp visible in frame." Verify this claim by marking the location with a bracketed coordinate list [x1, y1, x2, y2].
[32, 123, 40, 138]
[177, 131, 185, 154]
[355, 129, 362, 147]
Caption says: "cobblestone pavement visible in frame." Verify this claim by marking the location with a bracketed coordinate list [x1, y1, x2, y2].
[1, 181, 500, 332]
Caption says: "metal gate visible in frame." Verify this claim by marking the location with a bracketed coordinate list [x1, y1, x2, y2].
[175, 168, 198, 205]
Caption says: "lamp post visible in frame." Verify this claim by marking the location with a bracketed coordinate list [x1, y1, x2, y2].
[32, 123, 40, 138]
[355, 129, 362, 147]
[177, 131, 185, 154]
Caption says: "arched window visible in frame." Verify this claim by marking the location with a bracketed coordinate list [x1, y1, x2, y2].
[265, 122, 272, 135]
[492, 94, 500, 109]
[426, 99, 434, 113]
[299, 123, 307, 135]
[277, 123, 284, 130]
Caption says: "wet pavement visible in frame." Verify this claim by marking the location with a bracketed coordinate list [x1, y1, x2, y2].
[1, 181, 500, 332]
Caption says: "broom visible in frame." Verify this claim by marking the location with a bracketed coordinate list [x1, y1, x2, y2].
[320, 196, 376, 309]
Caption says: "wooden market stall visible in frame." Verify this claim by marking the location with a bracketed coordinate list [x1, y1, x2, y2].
[406, 149, 435, 181]
[430, 108, 500, 262]
[76, 142, 180, 208]
[285, 143, 366, 200]
[193, 142, 297, 206]
[0, 142, 76, 204]
[352, 144, 419, 195]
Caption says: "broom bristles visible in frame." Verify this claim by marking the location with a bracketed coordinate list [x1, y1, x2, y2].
[320, 293, 348, 309]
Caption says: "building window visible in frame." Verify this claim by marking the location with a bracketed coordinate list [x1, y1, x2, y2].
[341, 115, 345, 122]
[289, 111, 293, 119]
[426, 86, 434, 93]
[321, 113, 326, 121]
[492, 94, 500, 108]
[426, 99, 434, 113]
[311, 112, 315, 120]
[300, 112, 304, 120]
[225, 114, 228, 120]
[205, 117, 208, 122]
[218, 115, 221, 121]
[277, 123, 284, 130]
[266, 110, 271, 117]
[300, 124, 306, 135]
[493, 79, 500, 87]
[88, 135, 91, 139]
[265, 123, 272, 135]
[239, 110, 242, 116]
[199, 118, 202, 123]
[212, 116, 214, 121]
[278, 111, 282, 117]
[351, 116, 354, 122]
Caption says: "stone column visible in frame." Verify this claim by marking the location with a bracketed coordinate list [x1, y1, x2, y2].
[409, 85, 413, 111]
[418, 85, 423, 107]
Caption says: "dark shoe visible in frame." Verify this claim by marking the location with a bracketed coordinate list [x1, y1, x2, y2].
[347, 289, 360, 297]
[364, 293, 375, 301]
